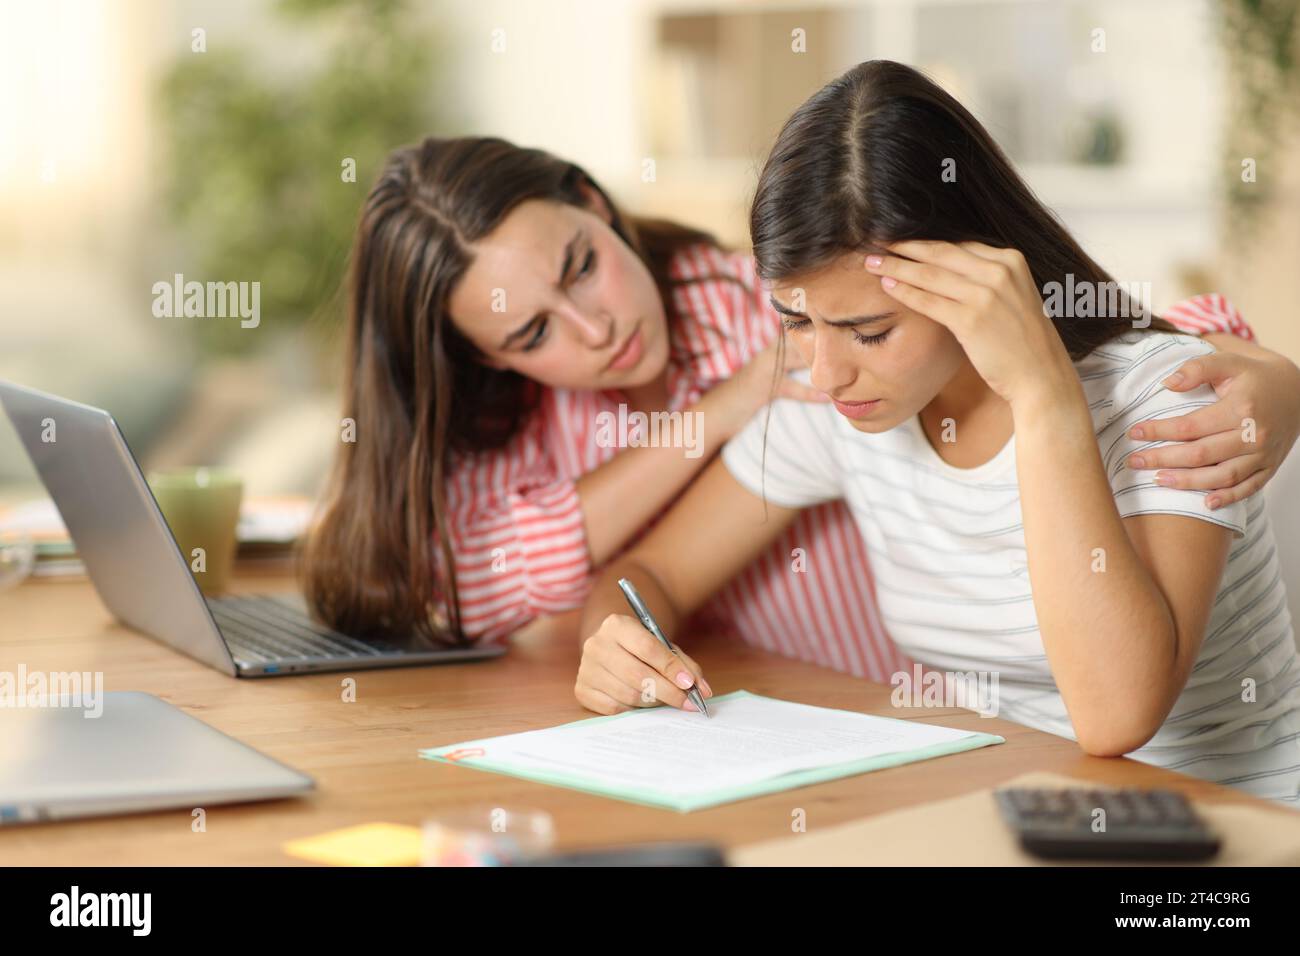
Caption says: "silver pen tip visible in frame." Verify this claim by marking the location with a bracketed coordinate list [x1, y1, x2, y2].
[694, 689, 710, 717]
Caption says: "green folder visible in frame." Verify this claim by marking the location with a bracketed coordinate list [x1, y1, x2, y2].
[420, 689, 1005, 813]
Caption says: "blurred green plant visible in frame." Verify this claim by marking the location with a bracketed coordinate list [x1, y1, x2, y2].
[1216, 0, 1300, 246]
[157, 0, 446, 355]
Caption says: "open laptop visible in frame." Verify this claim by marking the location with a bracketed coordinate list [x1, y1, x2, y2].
[0, 379, 505, 677]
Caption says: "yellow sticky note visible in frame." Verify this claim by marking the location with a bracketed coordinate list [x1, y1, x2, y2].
[283, 823, 422, 867]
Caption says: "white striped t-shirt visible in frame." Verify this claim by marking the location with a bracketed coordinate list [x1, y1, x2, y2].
[722, 330, 1300, 804]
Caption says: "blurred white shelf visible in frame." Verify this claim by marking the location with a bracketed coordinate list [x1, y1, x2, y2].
[1018, 163, 1212, 212]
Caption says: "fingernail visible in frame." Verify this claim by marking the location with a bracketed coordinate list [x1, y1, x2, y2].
[675, 671, 694, 689]
[1154, 472, 1174, 486]
[865, 255, 883, 269]
[881, 276, 897, 290]
[682, 698, 698, 712]
[1164, 372, 1184, 386]
[1130, 425, 1145, 439]
[700, 678, 713, 697]
[1129, 455, 1145, 469]
[1206, 496, 1220, 510]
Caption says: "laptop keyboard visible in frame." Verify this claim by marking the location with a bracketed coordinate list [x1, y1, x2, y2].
[207, 595, 405, 666]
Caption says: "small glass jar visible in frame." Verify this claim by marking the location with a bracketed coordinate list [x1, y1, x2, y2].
[0, 530, 35, 592]
[421, 805, 555, 866]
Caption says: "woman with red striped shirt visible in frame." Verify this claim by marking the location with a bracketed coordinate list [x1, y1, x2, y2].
[302, 136, 1299, 683]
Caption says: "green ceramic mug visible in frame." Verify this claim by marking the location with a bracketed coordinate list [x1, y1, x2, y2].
[148, 466, 243, 596]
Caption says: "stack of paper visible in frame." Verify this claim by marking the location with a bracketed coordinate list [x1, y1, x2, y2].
[421, 690, 1003, 812]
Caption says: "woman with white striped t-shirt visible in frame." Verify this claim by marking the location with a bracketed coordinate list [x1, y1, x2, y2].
[574, 61, 1300, 803]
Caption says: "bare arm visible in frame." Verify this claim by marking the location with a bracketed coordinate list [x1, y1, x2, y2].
[575, 456, 803, 714]
[576, 343, 821, 566]
[1015, 394, 1232, 755]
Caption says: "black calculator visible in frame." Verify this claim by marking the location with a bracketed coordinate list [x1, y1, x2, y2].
[994, 787, 1222, 861]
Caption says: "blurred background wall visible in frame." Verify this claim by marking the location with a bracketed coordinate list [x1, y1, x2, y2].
[1, 0, 1297, 508]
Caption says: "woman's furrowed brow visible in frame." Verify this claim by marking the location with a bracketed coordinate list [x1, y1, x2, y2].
[497, 230, 583, 349]
[769, 294, 893, 326]
[823, 312, 895, 327]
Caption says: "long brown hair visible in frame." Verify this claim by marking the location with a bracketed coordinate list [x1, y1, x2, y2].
[301, 136, 721, 646]
[750, 60, 1178, 355]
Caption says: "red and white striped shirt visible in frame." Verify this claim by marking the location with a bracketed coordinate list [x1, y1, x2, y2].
[444, 244, 1254, 680]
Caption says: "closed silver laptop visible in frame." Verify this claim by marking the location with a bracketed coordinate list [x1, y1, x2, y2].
[0, 691, 313, 824]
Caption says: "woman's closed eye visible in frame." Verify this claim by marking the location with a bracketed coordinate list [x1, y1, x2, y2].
[852, 328, 891, 346]
[522, 317, 549, 351]
[781, 316, 891, 347]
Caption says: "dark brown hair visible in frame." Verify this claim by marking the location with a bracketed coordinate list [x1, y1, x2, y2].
[301, 136, 722, 646]
[750, 60, 1177, 356]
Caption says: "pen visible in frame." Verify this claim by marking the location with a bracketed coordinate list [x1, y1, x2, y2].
[617, 577, 710, 717]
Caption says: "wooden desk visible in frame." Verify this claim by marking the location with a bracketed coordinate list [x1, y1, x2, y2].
[0, 564, 1283, 865]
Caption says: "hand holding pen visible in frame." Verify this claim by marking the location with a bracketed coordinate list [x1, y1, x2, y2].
[571, 577, 715, 717]
[618, 578, 710, 717]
